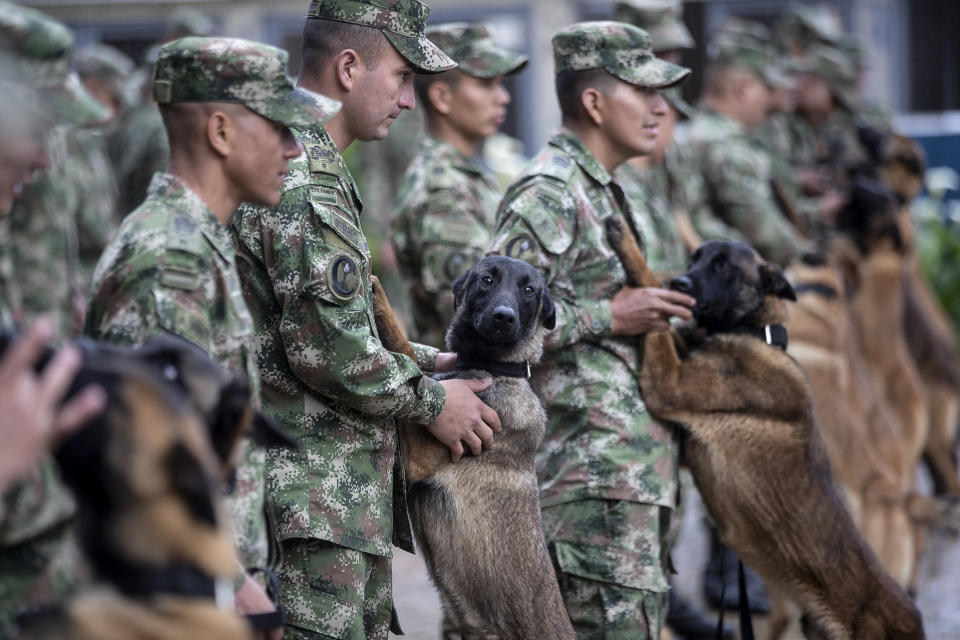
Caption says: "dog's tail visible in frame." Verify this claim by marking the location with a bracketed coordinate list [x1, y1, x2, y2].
[371, 276, 417, 361]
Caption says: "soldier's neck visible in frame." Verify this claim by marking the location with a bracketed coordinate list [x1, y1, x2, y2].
[565, 120, 627, 174]
[168, 156, 238, 226]
[427, 117, 482, 158]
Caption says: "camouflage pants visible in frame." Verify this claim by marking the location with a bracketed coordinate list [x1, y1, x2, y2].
[542, 499, 671, 640]
[277, 538, 394, 640]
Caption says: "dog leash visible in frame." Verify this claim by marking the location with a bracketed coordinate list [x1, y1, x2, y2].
[714, 547, 756, 640]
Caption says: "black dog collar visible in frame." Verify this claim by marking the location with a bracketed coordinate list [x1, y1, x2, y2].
[110, 564, 218, 600]
[730, 324, 788, 351]
[793, 283, 839, 299]
[454, 355, 531, 379]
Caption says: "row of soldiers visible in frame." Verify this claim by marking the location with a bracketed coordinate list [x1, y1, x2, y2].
[0, 1, 913, 640]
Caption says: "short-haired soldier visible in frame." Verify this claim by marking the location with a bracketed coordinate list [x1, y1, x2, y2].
[84, 36, 341, 638]
[489, 21, 694, 638]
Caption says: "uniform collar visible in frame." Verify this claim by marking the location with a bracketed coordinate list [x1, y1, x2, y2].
[147, 173, 234, 263]
[423, 135, 489, 177]
[549, 127, 613, 187]
[294, 124, 364, 214]
[696, 109, 747, 138]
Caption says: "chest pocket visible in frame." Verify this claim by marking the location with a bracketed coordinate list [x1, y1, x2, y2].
[305, 188, 370, 310]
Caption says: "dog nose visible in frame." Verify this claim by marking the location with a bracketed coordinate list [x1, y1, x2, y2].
[670, 275, 694, 294]
[492, 306, 517, 326]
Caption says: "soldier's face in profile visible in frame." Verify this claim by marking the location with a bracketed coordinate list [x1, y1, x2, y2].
[600, 80, 667, 160]
[0, 116, 49, 216]
[228, 109, 301, 208]
[346, 42, 416, 142]
[443, 73, 511, 143]
[738, 73, 772, 129]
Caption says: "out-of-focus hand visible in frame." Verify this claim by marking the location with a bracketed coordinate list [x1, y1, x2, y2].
[428, 378, 501, 461]
[235, 573, 284, 640]
[434, 352, 456, 373]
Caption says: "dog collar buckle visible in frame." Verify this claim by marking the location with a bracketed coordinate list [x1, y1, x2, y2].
[764, 324, 788, 351]
[526, 361, 531, 379]
[764, 325, 773, 346]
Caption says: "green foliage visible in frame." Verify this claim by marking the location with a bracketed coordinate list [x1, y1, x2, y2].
[918, 215, 960, 331]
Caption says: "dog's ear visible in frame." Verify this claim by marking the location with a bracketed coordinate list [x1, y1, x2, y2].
[759, 262, 797, 301]
[166, 442, 218, 526]
[540, 288, 556, 330]
[451, 270, 473, 311]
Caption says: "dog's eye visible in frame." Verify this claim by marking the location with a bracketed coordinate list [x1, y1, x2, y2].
[481, 275, 494, 286]
[522, 286, 536, 296]
[714, 259, 728, 273]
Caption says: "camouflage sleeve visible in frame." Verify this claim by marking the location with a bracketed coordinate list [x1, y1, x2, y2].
[411, 341, 439, 371]
[705, 142, 803, 266]
[259, 190, 445, 425]
[489, 179, 612, 350]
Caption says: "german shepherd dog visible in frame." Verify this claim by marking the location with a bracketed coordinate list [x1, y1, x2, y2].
[604, 217, 924, 640]
[370, 256, 574, 640]
[15, 335, 293, 640]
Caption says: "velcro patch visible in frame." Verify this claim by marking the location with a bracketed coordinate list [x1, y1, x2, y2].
[327, 253, 361, 301]
[504, 233, 538, 263]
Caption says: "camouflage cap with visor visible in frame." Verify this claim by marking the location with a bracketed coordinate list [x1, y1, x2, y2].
[613, 0, 695, 53]
[426, 22, 527, 78]
[799, 43, 859, 111]
[552, 21, 690, 88]
[0, 0, 108, 125]
[153, 36, 341, 128]
[306, 0, 456, 74]
[709, 29, 792, 91]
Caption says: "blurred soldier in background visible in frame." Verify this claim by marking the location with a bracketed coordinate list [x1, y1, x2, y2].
[392, 22, 527, 348]
[490, 21, 694, 639]
[0, 1, 110, 633]
[72, 43, 133, 284]
[85, 36, 338, 638]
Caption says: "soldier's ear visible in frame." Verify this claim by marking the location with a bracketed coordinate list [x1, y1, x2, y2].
[451, 270, 474, 311]
[759, 261, 796, 301]
[540, 288, 556, 330]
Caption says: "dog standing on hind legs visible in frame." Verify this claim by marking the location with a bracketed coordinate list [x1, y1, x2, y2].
[604, 216, 924, 640]
[371, 256, 574, 640]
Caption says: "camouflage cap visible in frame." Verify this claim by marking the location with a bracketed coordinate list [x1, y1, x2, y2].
[153, 36, 341, 128]
[662, 87, 695, 119]
[75, 42, 135, 79]
[776, 4, 843, 50]
[709, 27, 788, 90]
[306, 0, 456, 74]
[425, 22, 527, 78]
[798, 43, 858, 111]
[552, 21, 690, 89]
[0, 0, 109, 125]
[613, 0, 695, 52]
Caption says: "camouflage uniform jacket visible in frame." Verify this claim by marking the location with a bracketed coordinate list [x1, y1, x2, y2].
[616, 161, 688, 277]
[83, 173, 269, 570]
[489, 128, 678, 511]
[231, 124, 446, 558]
[393, 135, 503, 347]
[106, 102, 169, 217]
[688, 110, 803, 267]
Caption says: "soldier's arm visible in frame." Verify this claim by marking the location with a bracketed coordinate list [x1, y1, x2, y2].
[489, 179, 612, 350]
[258, 191, 445, 425]
[707, 144, 804, 267]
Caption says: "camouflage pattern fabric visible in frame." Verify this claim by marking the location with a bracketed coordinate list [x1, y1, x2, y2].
[230, 125, 445, 625]
[106, 102, 169, 217]
[551, 21, 689, 88]
[6, 127, 81, 339]
[392, 135, 503, 347]
[67, 127, 119, 288]
[543, 499, 671, 639]
[615, 161, 687, 277]
[278, 539, 395, 640]
[153, 37, 340, 128]
[0, 459, 82, 636]
[687, 110, 804, 267]
[425, 22, 527, 78]
[84, 173, 269, 569]
[612, 0, 695, 53]
[305, 0, 455, 74]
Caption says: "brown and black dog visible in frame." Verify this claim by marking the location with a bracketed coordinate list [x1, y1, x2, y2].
[15, 335, 293, 640]
[371, 257, 574, 640]
[604, 217, 924, 640]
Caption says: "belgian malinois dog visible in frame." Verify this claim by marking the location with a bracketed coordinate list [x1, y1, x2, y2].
[370, 256, 574, 640]
[603, 217, 924, 640]
[15, 335, 293, 640]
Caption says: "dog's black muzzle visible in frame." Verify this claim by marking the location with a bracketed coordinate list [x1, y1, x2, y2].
[476, 302, 522, 344]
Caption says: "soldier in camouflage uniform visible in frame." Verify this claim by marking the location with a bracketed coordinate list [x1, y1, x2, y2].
[392, 22, 527, 347]
[84, 36, 339, 637]
[230, 2, 502, 639]
[688, 37, 807, 267]
[0, 3, 112, 634]
[489, 22, 695, 639]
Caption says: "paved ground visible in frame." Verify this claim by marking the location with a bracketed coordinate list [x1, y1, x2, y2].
[391, 466, 960, 639]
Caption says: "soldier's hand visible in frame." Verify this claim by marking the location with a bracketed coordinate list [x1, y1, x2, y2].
[610, 287, 695, 336]
[429, 378, 501, 461]
[234, 573, 284, 640]
[434, 352, 457, 373]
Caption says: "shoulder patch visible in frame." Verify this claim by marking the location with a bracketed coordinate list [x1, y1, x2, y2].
[160, 214, 204, 290]
[426, 163, 455, 191]
[305, 142, 339, 176]
[533, 152, 576, 184]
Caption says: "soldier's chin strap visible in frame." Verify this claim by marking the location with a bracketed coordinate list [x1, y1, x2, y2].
[454, 355, 531, 379]
[728, 324, 788, 351]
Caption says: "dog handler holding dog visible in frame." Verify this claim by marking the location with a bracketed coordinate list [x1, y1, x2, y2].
[489, 22, 696, 638]
[84, 36, 342, 638]
[230, 2, 501, 638]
